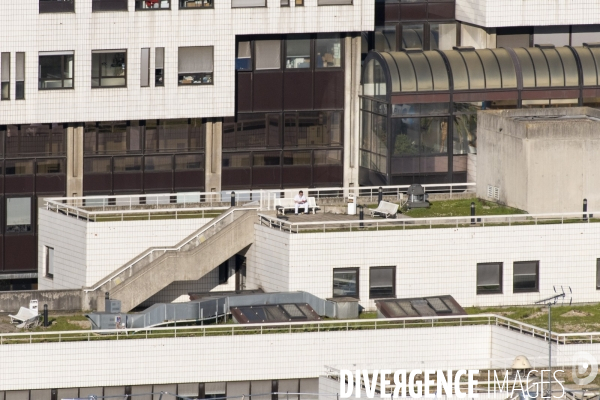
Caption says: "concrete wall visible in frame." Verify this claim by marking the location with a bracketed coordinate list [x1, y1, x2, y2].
[0, 289, 82, 312]
[461, 24, 495, 49]
[476, 108, 600, 214]
[249, 222, 600, 309]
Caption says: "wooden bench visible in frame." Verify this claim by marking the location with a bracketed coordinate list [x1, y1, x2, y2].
[275, 197, 320, 215]
[370, 201, 399, 218]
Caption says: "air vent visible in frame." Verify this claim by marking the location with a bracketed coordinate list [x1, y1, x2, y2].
[487, 185, 500, 200]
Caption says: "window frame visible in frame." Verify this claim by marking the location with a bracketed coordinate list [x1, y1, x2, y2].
[38, 52, 75, 90]
[45, 246, 54, 279]
[513, 261, 540, 293]
[332, 267, 360, 299]
[134, 0, 171, 10]
[315, 34, 344, 69]
[6, 197, 33, 234]
[596, 258, 600, 290]
[178, 46, 214, 86]
[1, 52, 9, 100]
[91, 50, 128, 89]
[15, 52, 25, 100]
[476, 262, 503, 295]
[369, 266, 396, 299]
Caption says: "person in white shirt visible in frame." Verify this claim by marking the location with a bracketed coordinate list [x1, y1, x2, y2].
[294, 190, 309, 215]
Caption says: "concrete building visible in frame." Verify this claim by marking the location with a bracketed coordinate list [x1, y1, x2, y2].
[476, 107, 600, 214]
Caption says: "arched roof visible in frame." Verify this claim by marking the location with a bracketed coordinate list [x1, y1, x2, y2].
[363, 44, 590, 100]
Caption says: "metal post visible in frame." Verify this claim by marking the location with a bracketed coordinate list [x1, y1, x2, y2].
[378, 187, 383, 204]
[231, 191, 236, 207]
[583, 198, 588, 221]
[43, 304, 49, 327]
[548, 303, 552, 398]
[359, 205, 364, 228]
[471, 202, 475, 225]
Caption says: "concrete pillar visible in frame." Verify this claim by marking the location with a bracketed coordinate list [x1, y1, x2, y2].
[343, 34, 361, 193]
[205, 118, 222, 192]
[66, 124, 83, 200]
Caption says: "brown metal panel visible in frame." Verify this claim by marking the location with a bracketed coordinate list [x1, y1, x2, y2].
[391, 92, 450, 103]
[5, 177, 34, 194]
[144, 171, 173, 191]
[282, 166, 312, 187]
[0, 177, 4, 194]
[174, 170, 204, 190]
[521, 88, 579, 99]
[312, 165, 343, 185]
[222, 168, 251, 189]
[427, 2, 455, 20]
[420, 156, 448, 173]
[452, 90, 518, 102]
[384, 3, 399, 22]
[453, 155, 467, 172]
[252, 166, 281, 188]
[36, 175, 66, 193]
[399, 3, 427, 20]
[284, 70, 313, 110]
[253, 72, 283, 112]
[583, 88, 600, 97]
[391, 157, 419, 174]
[237, 72, 253, 112]
[83, 173, 112, 193]
[4, 235, 36, 272]
[314, 70, 344, 110]
[113, 173, 143, 192]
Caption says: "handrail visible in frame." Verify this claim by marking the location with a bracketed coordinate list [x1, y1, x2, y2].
[1, 313, 598, 345]
[258, 210, 600, 233]
[83, 207, 258, 293]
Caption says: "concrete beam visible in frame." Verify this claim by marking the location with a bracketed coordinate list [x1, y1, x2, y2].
[0, 289, 84, 312]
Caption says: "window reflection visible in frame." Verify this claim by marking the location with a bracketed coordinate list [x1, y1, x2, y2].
[316, 34, 342, 68]
[402, 24, 424, 49]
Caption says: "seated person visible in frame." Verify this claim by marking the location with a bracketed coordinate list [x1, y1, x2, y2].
[294, 190, 309, 215]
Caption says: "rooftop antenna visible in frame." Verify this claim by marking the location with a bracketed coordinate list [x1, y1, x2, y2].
[535, 286, 573, 397]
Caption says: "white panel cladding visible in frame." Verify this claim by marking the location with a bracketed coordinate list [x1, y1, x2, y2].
[456, 0, 600, 28]
[0, 0, 373, 125]
[247, 223, 600, 310]
[246, 224, 291, 292]
[38, 208, 87, 290]
[0, 325, 492, 390]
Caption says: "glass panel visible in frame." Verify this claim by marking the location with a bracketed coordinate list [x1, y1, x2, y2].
[113, 156, 142, 172]
[402, 24, 424, 49]
[6, 198, 31, 233]
[253, 152, 280, 166]
[237, 114, 266, 148]
[91, 51, 127, 88]
[333, 269, 358, 297]
[144, 155, 172, 171]
[236, 41, 252, 71]
[189, 118, 205, 150]
[255, 40, 281, 70]
[284, 113, 298, 147]
[155, 47, 165, 86]
[135, 0, 171, 9]
[84, 158, 111, 173]
[420, 117, 447, 154]
[89, 121, 134, 154]
[37, 159, 64, 174]
[39, 54, 74, 90]
[5, 160, 34, 175]
[6, 124, 65, 156]
[453, 102, 479, 155]
[477, 263, 502, 294]
[430, 23, 456, 51]
[283, 151, 311, 166]
[513, 261, 538, 292]
[158, 119, 190, 152]
[363, 59, 386, 100]
[370, 267, 394, 298]
[140, 48, 150, 87]
[179, 0, 212, 8]
[314, 149, 342, 165]
[316, 34, 342, 68]
[375, 26, 396, 52]
[175, 154, 203, 170]
[222, 153, 251, 168]
[286, 36, 311, 69]
[392, 118, 419, 156]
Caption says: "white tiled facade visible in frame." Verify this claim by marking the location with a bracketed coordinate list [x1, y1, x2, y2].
[248, 223, 600, 309]
[456, 0, 600, 28]
[0, 0, 372, 125]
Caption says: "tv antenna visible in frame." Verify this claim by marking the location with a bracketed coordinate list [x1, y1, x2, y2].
[535, 286, 573, 397]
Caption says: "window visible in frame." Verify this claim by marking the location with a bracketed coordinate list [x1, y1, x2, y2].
[253, 152, 280, 166]
[597, 259, 600, 290]
[45, 246, 54, 279]
[375, 26, 396, 52]
[402, 24, 424, 49]
[255, 40, 281, 70]
[231, 0, 265, 8]
[513, 261, 539, 293]
[1, 53, 9, 100]
[113, 156, 142, 172]
[141, 48, 150, 87]
[175, 154, 204, 170]
[218, 261, 229, 284]
[16, 52, 24, 100]
[318, 0, 351, 5]
[84, 158, 111, 173]
[92, 0, 128, 11]
[283, 151, 311, 166]
[6, 198, 31, 233]
[144, 155, 172, 171]
[39, 0, 75, 13]
[135, 0, 170, 9]
[155, 47, 164, 86]
[91, 50, 127, 88]
[316, 35, 342, 68]
[5, 160, 34, 175]
[145, 119, 205, 152]
[37, 159, 64, 174]
[333, 268, 359, 298]
[39, 52, 74, 89]
[222, 153, 251, 168]
[369, 267, 395, 298]
[6, 124, 66, 156]
[178, 47, 213, 85]
[286, 36, 311, 69]
[179, 0, 212, 8]
[430, 23, 457, 51]
[236, 41, 252, 71]
[314, 149, 342, 165]
[476, 262, 503, 294]
[84, 121, 140, 154]
[204, 383, 226, 399]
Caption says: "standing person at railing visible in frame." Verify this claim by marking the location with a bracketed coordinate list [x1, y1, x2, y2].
[294, 190, 309, 215]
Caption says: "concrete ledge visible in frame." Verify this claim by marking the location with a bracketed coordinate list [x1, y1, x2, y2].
[0, 290, 83, 312]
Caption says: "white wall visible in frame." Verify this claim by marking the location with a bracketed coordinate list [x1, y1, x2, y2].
[38, 210, 212, 289]
[456, 0, 600, 28]
[246, 225, 291, 292]
[0, 0, 373, 125]
[249, 222, 600, 310]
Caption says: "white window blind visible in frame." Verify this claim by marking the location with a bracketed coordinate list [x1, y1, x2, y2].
[155, 47, 164, 69]
[16, 52, 24, 81]
[237, 41, 251, 58]
[231, 0, 265, 7]
[318, 0, 352, 5]
[477, 263, 500, 286]
[255, 40, 281, 70]
[141, 48, 150, 87]
[1, 53, 9, 82]
[178, 46, 213, 74]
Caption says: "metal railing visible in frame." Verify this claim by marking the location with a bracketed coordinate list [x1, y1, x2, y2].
[1, 313, 599, 346]
[83, 207, 257, 293]
[258, 211, 600, 233]
[43, 183, 475, 222]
